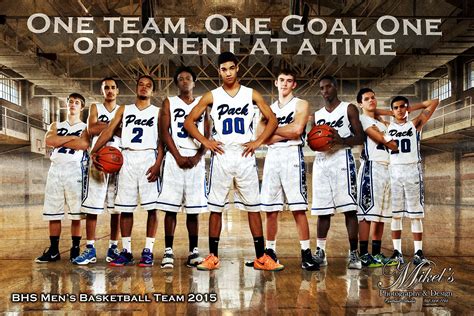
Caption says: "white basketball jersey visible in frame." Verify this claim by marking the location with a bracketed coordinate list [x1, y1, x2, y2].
[91, 103, 121, 149]
[388, 120, 421, 164]
[360, 114, 390, 163]
[169, 96, 204, 150]
[50, 121, 87, 164]
[121, 104, 159, 150]
[269, 97, 304, 148]
[313, 101, 352, 153]
[210, 85, 255, 145]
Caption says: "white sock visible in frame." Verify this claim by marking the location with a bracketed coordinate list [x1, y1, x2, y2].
[300, 240, 310, 251]
[86, 240, 95, 246]
[414, 240, 422, 253]
[109, 240, 118, 248]
[266, 240, 276, 251]
[317, 239, 327, 251]
[145, 237, 155, 251]
[165, 247, 173, 254]
[393, 239, 402, 253]
[122, 237, 132, 253]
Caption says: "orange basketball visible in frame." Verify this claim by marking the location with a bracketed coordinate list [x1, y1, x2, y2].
[307, 125, 335, 152]
[95, 146, 123, 174]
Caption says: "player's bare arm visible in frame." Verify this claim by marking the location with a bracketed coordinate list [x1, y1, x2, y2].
[160, 98, 193, 169]
[87, 103, 109, 136]
[332, 103, 364, 146]
[61, 128, 91, 151]
[190, 109, 210, 167]
[90, 105, 125, 155]
[273, 99, 309, 139]
[45, 122, 80, 148]
[184, 92, 224, 155]
[146, 138, 164, 182]
[365, 125, 399, 152]
[242, 90, 277, 157]
[412, 98, 440, 130]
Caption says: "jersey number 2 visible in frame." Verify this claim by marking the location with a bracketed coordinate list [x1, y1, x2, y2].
[131, 127, 143, 143]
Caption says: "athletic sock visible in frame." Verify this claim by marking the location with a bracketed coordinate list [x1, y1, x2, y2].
[254, 237, 265, 258]
[122, 237, 132, 253]
[72, 236, 81, 248]
[188, 235, 198, 252]
[209, 237, 219, 257]
[359, 241, 369, 255]
[50, 236, 60, 253]
[165, 235, 174, 249]
[145, 237, 155, 251]
[414, 240, 422, 253]
[300, 240, 310, 251]
[266, 240, 276, 251]
[372, 240, 382, 255]
[393, 239, 402, 253]
[317, 238, 327, 251]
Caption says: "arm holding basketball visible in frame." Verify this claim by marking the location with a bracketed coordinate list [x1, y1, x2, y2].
[242, 90, 277, 157]
[91, 106, 124, 154]
[45, 122, 80, 148]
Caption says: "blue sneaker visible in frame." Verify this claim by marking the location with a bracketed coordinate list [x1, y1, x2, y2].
[138, 248, 154, 267]
[73, 245, 97, 265]
[106, 245, 120, 263]
[109, 249, 134, 267]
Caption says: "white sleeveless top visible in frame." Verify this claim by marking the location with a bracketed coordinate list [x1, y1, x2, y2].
[210, 85, 255, 145]
[360, 114, 390, 163]
[269, 96, 304, 148]
[169, 96, 204, 150]
[91, 103, 121, 149]
[388, 120, 421, 164]
[50, 121, 87, 164]
[313, 101, 352, 155]
[121, 104, 159, 150]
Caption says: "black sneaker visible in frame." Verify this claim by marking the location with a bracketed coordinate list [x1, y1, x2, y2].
[36, 248, 61, 263]
[70, 246, 80, 262]
[389, 250, 405, 265]
[413, 250, 427, 266]
[314, 247, 328, 266]
[265, 248, 279, 263]
[301, 249, 320, 271]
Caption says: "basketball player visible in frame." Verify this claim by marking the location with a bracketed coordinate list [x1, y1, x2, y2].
[356, 88, 399, 267]
[387, 96, 439, 265]
[73, 78, 122, 265]
[312, 75, 364, 269]
[90, 75, 163, 267]
[258, 68, 319, 270]
[156, 66, 208, 268]
[183, 52, 283, 271]
[35, 93, 90, 263]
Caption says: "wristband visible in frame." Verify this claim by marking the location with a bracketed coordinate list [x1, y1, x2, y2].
[383, 135, 393, 143]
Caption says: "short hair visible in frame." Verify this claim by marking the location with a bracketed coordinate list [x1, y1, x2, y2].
[319, 75, 338, 87]
[356, 88, 374, 104]
[137, 74, 156, 92]
[217, 51, 238, 67]
[101, 77, 117, 86]
[390, 95, 409, 109]
[277, 68, 297, 80]
[67, 93, 85, 108]
[173, 66, 197, 85]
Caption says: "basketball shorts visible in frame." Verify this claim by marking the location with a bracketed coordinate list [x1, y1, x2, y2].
[207, 145, 260, 212]
[81, 161, 120, 215]
[390, 163, 424, 219]
[115, 149, 160, 212]
[261, 146, 308, 212]
[156, 149, 207, 214]
[43, 161, 88, 221]
[357, 160, 391, 222]
[311, 149, 358, 216]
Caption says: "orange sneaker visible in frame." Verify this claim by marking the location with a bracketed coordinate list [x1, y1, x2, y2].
[254, 253, 285, 271]
[197, 254, 220, 271]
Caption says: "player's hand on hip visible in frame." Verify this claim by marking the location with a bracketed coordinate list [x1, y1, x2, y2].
[242, 140, 261, 157]
[205, 139, 224, 155]
[91, 153, 104, 171]
[146, 164, 160, 182]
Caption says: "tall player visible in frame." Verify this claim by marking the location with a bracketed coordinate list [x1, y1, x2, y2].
[184, 52, 283, 271]
[258, 68, 319, 270]
[312, 75, 364, 269]
[35, 93, 90, 263]
[91, 75, 163, 267]
[356, 88, 399, 267]
[156, 66, 208, 268]
[387, 96, 439, 265]
[73, 78, 122, 265]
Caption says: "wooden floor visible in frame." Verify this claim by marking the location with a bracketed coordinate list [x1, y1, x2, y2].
[0, 204, 473, 315]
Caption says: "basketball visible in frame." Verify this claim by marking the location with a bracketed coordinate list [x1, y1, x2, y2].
[307, 125, 335, 152]
[95, 146, 123, 173]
